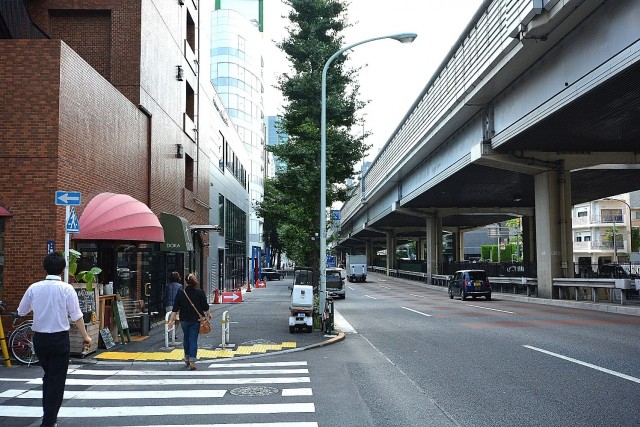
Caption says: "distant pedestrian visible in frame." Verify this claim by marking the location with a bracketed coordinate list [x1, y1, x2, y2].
[165, 271, 182, 313]
[18, 252, 92, 427]
[168, 272, 211, 370]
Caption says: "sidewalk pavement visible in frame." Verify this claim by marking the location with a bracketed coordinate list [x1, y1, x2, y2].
[80, 279, 344, 365]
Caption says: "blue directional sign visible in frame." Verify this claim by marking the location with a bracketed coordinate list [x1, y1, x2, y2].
[66, 206, 80, 233]
[55, 191, 82, 206]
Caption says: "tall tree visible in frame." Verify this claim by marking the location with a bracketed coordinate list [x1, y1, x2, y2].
[258, 0, 368, 273]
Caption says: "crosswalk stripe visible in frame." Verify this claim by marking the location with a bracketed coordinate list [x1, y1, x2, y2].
[282, 388, 313, 396]
[207, 361, 308, 368]
[1, 388, 313, 399]
[0, 402, 316, 417]
[0, 389, 227, 399]
[28, 377, 310, 386]
[120, 423, 318, 427]
[72, 368, 309, 376]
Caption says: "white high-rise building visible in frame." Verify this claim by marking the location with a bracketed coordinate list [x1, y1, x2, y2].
[211, 0, 265, 269]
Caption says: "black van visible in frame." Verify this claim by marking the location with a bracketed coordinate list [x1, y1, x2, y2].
[448, 269, 491, 301]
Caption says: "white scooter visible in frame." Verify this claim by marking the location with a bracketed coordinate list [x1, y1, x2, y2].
[289, 285, 313, 333]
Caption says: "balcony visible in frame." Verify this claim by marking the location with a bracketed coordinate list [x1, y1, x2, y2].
[573, 239, 627, 253]
[572, 214, 627, 228]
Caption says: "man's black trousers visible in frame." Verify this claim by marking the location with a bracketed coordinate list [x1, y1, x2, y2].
[33, 331, 70, 427]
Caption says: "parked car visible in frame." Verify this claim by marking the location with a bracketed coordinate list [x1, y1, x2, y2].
[260, 267, 282, 281]
[597, 263, 632, 279]
[326, 268, 346, 299]
[448, 269, 491, 301]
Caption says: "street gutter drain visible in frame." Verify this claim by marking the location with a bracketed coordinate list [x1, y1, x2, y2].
[230, 386, 279, 397]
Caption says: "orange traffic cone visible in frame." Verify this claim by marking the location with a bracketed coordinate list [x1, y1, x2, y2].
[213, 289, 220, 304]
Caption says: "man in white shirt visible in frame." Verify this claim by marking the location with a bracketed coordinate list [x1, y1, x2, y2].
[18, 252, 92, 427]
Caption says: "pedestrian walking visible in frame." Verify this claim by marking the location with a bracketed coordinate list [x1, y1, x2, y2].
[17, 252, 92, 427]
[168, 272, 211, 370]
[165, 271, 182, 313]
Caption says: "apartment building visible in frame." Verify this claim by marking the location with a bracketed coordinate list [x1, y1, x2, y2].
[572, 192, 639, 275]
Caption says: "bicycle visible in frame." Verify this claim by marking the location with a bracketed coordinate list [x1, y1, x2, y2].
[0, 300, 39, 365]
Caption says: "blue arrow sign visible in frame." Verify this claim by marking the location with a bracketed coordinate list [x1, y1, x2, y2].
[55, 191, 82, 206]
[66, 206, 80, 233]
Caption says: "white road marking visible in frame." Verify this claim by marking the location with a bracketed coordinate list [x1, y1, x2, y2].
[466, 304, 515, 314]
[208, 361, 307, 368]
[74, 368, 309, 376]
[523, 345, 640, 384]
[348, 286, 356, 290]
[120, 424, 318, 427]
[334, 309, 357, 334]
[0, 403, 316, 418]
[408, 293, 428, 299]
[282, 388, 313, 396]
[401, 307, 432, 317]
[364, 295, 377, 299]
[27, 377, 310, 386]
[0, 389, 227, 399]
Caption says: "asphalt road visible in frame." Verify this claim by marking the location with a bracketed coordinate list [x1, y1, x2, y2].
[2, 272, 640, 426]
[322, 272, 640, 426]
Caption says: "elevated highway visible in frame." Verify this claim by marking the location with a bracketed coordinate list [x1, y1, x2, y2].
[338, 0, 640, 298]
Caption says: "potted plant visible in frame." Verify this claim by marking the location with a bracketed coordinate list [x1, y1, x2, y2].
[68, 249, 102, 322]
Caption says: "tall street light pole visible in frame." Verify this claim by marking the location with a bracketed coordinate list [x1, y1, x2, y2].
[320, 32, 417, 313]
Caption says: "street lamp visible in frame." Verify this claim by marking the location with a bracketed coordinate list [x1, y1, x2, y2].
[603, 197, 633, 263]
[319, 32, 417, 312]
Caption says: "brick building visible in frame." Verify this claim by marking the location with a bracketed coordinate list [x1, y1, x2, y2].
[0, 1, 250, 315]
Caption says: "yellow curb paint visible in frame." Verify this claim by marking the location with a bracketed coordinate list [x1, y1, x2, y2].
[95, 342, 298, 361]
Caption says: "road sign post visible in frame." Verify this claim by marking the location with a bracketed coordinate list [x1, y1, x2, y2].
[55, 191, 81, 283]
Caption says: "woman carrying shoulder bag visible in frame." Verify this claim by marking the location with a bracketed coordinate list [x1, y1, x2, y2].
[169, 273, 211, 370]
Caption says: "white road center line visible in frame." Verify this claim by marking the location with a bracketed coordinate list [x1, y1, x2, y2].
[364, 295, 377, 299]
[401, 307, 432, 317]
[466, 304, 515, 314]
[523, 345, 640, 384]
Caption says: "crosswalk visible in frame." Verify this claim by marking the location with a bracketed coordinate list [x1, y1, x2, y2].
[0, 361, 318, 426]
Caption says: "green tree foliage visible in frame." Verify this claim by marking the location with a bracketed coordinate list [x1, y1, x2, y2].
[257, 0, 368, 269]
[260, 179, 285, 269]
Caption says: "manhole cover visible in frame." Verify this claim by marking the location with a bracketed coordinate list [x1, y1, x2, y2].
[230, 386, 279, 397]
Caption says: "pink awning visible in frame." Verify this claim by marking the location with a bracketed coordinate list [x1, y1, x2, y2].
[0, 206, 11, 217]
[74, 193, 164, 242]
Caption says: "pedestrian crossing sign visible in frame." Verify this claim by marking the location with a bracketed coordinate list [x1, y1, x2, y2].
[66, 206, 80, 233]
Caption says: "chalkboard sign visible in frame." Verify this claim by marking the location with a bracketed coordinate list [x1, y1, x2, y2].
[77, 289, 95, 313]
[99, 328, 116, 349]
[115, 301, 129, 330]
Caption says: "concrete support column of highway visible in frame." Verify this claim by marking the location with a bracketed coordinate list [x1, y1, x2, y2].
[416, 237, 424, 260]
[425, 216, 441, 284]
[534, 168, 574, 298]
[366, 240, 374, 267]
[522, 215, 536, 264]
[455, 228, 464, 262]
[386, 231, 396, 275]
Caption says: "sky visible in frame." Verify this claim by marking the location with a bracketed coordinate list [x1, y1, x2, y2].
[262, 0, 484, 164]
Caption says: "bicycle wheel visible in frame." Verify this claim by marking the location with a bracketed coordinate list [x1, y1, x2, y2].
[9, 322, 39, 365]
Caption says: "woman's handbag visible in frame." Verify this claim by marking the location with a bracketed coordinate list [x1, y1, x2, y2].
[199, 317, 212, 334]
[183, 290, 211, 335]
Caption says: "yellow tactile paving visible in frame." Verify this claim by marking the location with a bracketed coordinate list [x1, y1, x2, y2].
[95, 342, 298, 361]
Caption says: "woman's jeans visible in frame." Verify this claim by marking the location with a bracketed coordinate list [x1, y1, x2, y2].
[181, 320, 199, 359]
